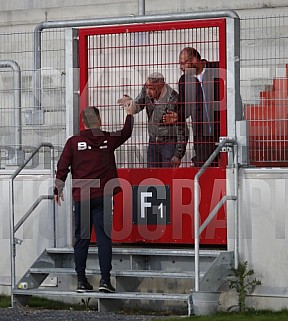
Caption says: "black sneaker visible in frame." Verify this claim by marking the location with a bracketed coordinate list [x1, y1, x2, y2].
[98, 280, 115, 293]
[76, 279, 93, 293]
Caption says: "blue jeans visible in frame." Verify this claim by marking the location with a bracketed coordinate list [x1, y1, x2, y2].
[73, 196, 112, 283]
[147, 139, 176, 167]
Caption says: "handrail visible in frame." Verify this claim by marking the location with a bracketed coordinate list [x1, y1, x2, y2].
[199, 195, 237, 235]
[9, 143, 55, 306]
[194, 138, 238, 292]
[33, 10, 239, 110]
[14, 195, 54, 233]
[10, 143, 54, 180]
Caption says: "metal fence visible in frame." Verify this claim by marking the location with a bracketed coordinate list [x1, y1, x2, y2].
[240, 14, 288, 166]
[79, 19, 226, 168]
[0, 29, 66, 170]
[0, 14, 287, 169]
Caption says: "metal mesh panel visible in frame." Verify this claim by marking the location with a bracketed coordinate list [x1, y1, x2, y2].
[0, 14, 285, 170]
[82, 21, 224, 168]
[241, 15, 288, 166]
[0, 30, 66, 169]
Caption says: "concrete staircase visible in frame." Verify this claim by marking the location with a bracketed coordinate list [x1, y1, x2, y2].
[13, 246, 234, 315]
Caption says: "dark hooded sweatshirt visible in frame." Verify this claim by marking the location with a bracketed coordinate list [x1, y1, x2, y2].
[54, 115, 133, 201]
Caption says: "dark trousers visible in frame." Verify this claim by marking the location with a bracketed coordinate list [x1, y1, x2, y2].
[147, 140, 176, 167]
[193, 135, 218, 167]
[73, 196, 112, 283]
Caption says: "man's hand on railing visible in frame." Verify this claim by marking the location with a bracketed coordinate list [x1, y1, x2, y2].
[54, 192, 64, 206]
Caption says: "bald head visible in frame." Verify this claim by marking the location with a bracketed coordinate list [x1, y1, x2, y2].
[179, 47, 203, 74]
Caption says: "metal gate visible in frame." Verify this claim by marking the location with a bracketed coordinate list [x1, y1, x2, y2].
[78, 18, 231, 245]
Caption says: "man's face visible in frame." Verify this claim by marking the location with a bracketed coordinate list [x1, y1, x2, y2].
[179, 51, 198, 73]
[145, 81, 163, 100]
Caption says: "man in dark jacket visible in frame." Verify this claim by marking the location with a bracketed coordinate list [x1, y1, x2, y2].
[54, 105, 134, 293]
[164, 47, 220, 167]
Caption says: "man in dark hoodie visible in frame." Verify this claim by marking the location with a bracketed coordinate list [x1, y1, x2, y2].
[54, 105, 134, 293]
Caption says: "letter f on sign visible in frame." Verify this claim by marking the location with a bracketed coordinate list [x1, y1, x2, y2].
[141, 192, 152, 218]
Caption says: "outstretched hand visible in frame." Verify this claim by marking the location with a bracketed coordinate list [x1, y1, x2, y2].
[117, 94, 132, 106]
[117, 94, 136, 115]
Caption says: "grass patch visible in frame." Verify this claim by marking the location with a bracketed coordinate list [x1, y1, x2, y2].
[151, 310, 288, 321]
[2, 295, 288, 321]
[26, 296, 92, 310]
[0, 295, 95, 311]
[0, 295, 11, 308]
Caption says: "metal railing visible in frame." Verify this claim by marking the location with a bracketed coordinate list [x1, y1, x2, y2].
[194, 138, 239, 292]
[0, 60, 22, 165]
[9, 143, 55, 306]
[33, 10, 239, 110]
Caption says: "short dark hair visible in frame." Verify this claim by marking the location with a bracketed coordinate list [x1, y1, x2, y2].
[181, 47, 201, 61]
[81, 106, 100, 128]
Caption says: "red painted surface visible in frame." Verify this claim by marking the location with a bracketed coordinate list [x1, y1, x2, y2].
[244, 64, 288, 166]
[111, 167, 227, 245]
[80, 19, 228, 245]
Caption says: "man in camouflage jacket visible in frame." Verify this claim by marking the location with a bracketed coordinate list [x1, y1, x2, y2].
[118, 72, 188, 167]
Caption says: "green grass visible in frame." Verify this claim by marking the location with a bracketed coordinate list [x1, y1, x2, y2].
[25, 296, 95, 310]
[2, 295, 288, 321]
[151, 310, 288, 321]
[0, 295, 95, 311]
[0, 295, 11, 308]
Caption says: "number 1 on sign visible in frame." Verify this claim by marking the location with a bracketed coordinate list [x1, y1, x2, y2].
[158, 203, 164, 219]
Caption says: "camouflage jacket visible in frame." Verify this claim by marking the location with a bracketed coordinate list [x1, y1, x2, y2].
[135, 83, 188, 159]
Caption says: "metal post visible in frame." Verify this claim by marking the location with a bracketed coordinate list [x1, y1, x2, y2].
[9, 179, 16, 307]
[234, 144, 239, 269]
[33, 27, 42, 110]
[138, 0, 145, 16]
[64, 28, 79, 246]
[194, 172, 200, 292]
[9, 143, 55, 306]
[50, 147, 56, 248]
[194, 138, 238, 292]
[0, 60, 22, 165]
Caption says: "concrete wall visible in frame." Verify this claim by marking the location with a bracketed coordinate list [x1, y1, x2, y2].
[238, 169, 288, 310]
[0, 0, 288, 31]
[0, 173, 71, 294]
[224, 167, 288, 311]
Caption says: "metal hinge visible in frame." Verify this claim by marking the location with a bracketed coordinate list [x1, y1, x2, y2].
[219, 136, 236, 152]
[14, 238, 23, 246]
